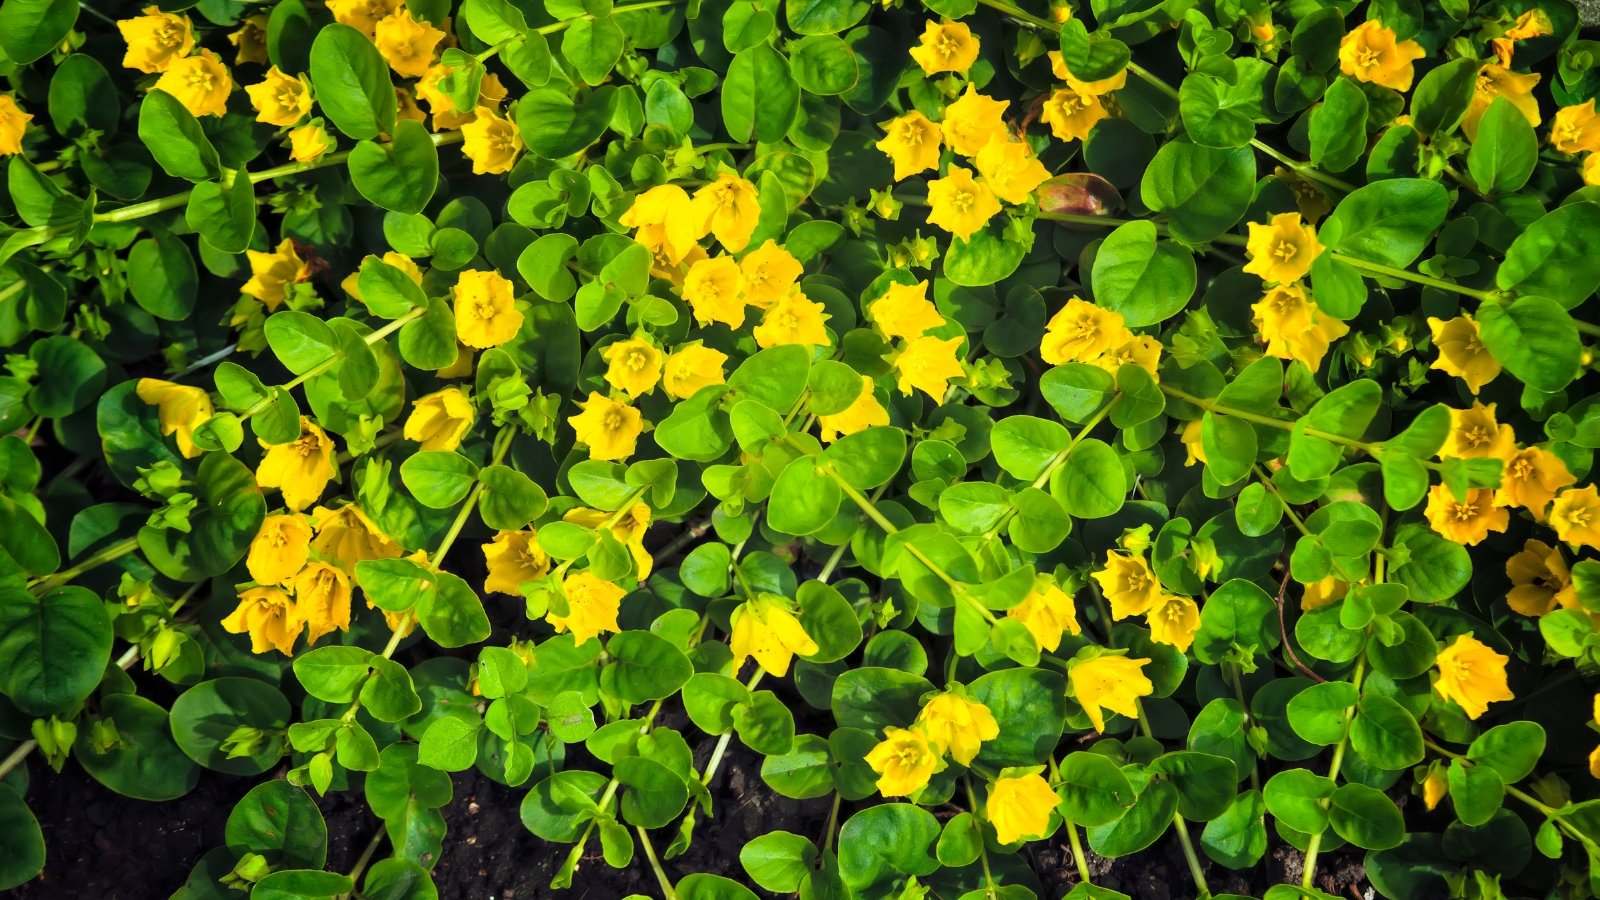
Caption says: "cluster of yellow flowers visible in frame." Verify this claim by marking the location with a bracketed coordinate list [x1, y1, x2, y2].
[1093, 551, 1201, 653]
[1243, 212, 1349, 372]
[1038, 297, 1162, 380]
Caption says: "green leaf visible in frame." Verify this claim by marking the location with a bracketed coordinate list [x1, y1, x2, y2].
[0, 0, 76, 65]
[616, 756, 689, 827]
[401, 451, 481, 509]
[170, 677, 290, 775]
[1319, 178, 1449, 267]
[789, 35, 859, 95]
[1467, 96, 1539, 195]
[1057, 750, 1136, 827]
[28, 334, 105, 418]
[309, 24, 398, 140]
[1349, 695, 1424, 771]
[1309, 77, 1368, 172]
[514, 86, 616, 159]
[0, 585, 112, 717]
[1091, 220, 1196, 327]
[418, 716, 480, 771]
[185, 175, 256, 253]
[0, 784, 44, 889]
[1328, 783, 1404, 850]
[1141, 141, 1254, 243]
[349, 120, 439, 214]
[1264, 768, 1334, 834]
[741, 831, 817, 892]
[138, 90, 221, 183]
[1447, 759, 1503, 827]
[1497, 201, 1600, 309]
[603, 630, 692, 704]
[722, 46, 800, 144]
[786, 0, 869, 34]
[562, 16, 625, 84]
[1050, 437, 1126, 519]
[127, 233, 198, 321]
[1410, 57, 1478, 137]
[293, 645, 375, 703]
[227, 781, 327, 869]
[1466, 721, 1545, 783]
[837, 804, 940, 893]
[1058, 18, 1129, 82]
[138, 452, 266, 582]
[768, 456, 841, 536]
[74, 692, 200, 801]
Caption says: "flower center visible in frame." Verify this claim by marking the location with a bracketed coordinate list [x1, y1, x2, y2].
[473, 299, 499, 320]
[949, 188, 975, 213]
[602, 409, 626, 432]
[936, 33, 962, 59]
[488, 124, 515, 152]
[188, 67, 215, 93]
[157, 22, 183, 49]
[1451, 501, 1479, 521]
[1272, 239, 1298, 261]
[1356, 46, 1382, 68]
[1461, 426, 1492, 450]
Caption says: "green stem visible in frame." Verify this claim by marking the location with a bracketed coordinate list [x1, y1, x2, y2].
[430, 427, 515, 565]
[1066, 821, 1093, 885]
[243, 306, 428, 420]
[339, 829, 387, 899]
[1249, 139, 1358, 195]
[700, 669, 763, 787]
[1301, 656, 1365, 889]
[1251, 464, 1362, 587]
[1133, 702, 1209, 895]
[1226, 662, 1262, 793]
[1333, 253, 1498, 301]
[976, 397, 1119, 550]
[636, 826, 679, 900]
[964, 777, 998, 896]
[28, 535, 141, 594]
[1163, 385, 1380, 456]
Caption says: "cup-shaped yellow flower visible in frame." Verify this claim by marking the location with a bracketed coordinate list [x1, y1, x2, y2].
[1550, 485, 1600, 551]
[692, 174, 761, 254]
[1252, 283, 1349, 372]
[819, 376, 889, 443]
[1423, 485, 1508, 546]
[257, 417, 338, 512]
[564, 502, 653, 578]
[482, 529, 552, 596]
[1440, 402, 1517, 460]
[453, 269, 523, 348]
[753, 291, 832, 349]
[135, 378, 214, 459]
[864, 726, 943, 797]
[1147, 593, 1201, 653]
[941, 86, 1009, 157]
[327, 0, 403, 34]
[662, 343, 728, 401]
[1463, 65, 1542, 141]
[549, 571, 625, 647]
[153, 49, 233, 118]
[1005, 576, 1080, 652]
[730, 597, 819, 677]
[602, 336, 665, 399]
[915, 692, 999, 766]
[242, 239, 309, 310]
[460, 106, 524, 175]
[568, 392, 644, 461]
[0, 96, 29, 156]
[682, 256, 747, 329]
[374, 8, 444, 78]
[1421, 766, 1447, 811]
[1090, 335, 1162, 381]
[1505, 539, 1576, 617]
[1552, 100, 1600, 155]
[894, 335, 965, 400]
[1180, 418, 1206, 467]
[1433, 633, 1514, 720]
[311, 503, 401, 574]
[1092, 551, 1163, 619]
[403, 387, 475, 452]
[1243, 212, 1323, 285]
[245, 66, 313, 127]
[1301, 577, 1350, 612]
[1427, 316, 1499, 395]
[222, 586, 302, 656]
[910, 20, 979, 75]
[1337, 20, 1425, 91]
[1041, 298, 1130, 366]
[985, 773, 1059, 844]
[229, 14, 269, 65]
[288, 120, 333, 163]
[1069, 654, 1153, 732]
[621, 184, 705, 265]
[739, 241, 803, 309]
[246, 513, 312, 586]
[117, 6, 194, 73]
[1584, 153, 1600, 187]
[1040, 86, 1108, 143]
[876, 111, 943, 181]
[926, 166, 1001, 242]
[294, 561, 352, 645]
[869, 281, 945, 342]
[975, 139, 1052, 205]
[1497, 446, 1575, 514]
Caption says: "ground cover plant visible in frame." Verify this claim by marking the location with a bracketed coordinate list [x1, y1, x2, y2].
[0, 0, 1597, 896]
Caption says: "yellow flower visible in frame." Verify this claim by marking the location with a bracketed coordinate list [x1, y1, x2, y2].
[1040, 86, 1108, 143]
[223, 586, 302, 656]
[1090, 335, 1162, 381]
[1180, 419, 1206, 467]
[869, 281, 945, 341]
[974, 138, 1051, 205]
[134, 378, 214, 459]
[916, 692, 999, 766]
[245, 67, 313, 127]
[739, 240, 803, 309]
[1041, 297, 1129, 365]
[1092, 551, 1162, 619]
[117, 6, 194, 73]
[257, 418, 338, 512]
[1423, 485, 1508, 546]
[894, 335, 965, 399]
[452, 269, 522, 348]
[1146, 593, 1200, 653]
[288, 121, 334, 163]
[864, 726, 943, 797]
[601, 336, 664, 399]
[875, 111, 943, 181]
[986, 773, 1058, 844]
[568, 392, 644, 461]
[460, 106, 523, 175]
[228, 14, 269, 64]
[753, 290, 831, 349]
[374, 8, 443, 78]
[327, 0, 403, 35]
[310, 503, 401, 574]
[1427, 316, 1499, 395]
[1552, 100, 1600, 155]
[662, 343, 728, 401]
[242, 239, 309, 310]
[910, 20, 979, 75]
[1070, 655, 1153, 732]
[1585, 153, 1600, 187]
[692, 174, 761, 253]
[1006, 576, 1080, 652]
[1252, 283, 1349, 371]
[682, 256, 747, 329]
[1463, 65, 1542, 141]
[1440, 402, 1516, 460]
[403, 387, 475, 452]
[247, 514, 312, 586]
[1498, 446, 1575, 514]
[730, 597, 819, 677]
[1337, 20, 1425, 92]
[1422, 766, 1447, 811]
[483, 529, 551, 596]
[0, 96, 29, 156]
[1433, 633, 1514, 720]
[294, 562, 352, 645]
[1505, 539, 1576, 617]
[1551, 485, 1600, 550]
[549, 571, 624, 647]
[1590, 744, 1600, 780]
[1047, 50, 1128, 95]
[621, 184, 704, 265]
[1243, 212, 1323, 285]
[564, 502, 654, 579]
[818, 376, 889, 443]
[926, 166, 1001, 241]
[941, 86, 1009, 157]
[417, 66, 508, 131]
[1301, 577, 1350, 612]
[153, 49, 233, 118]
